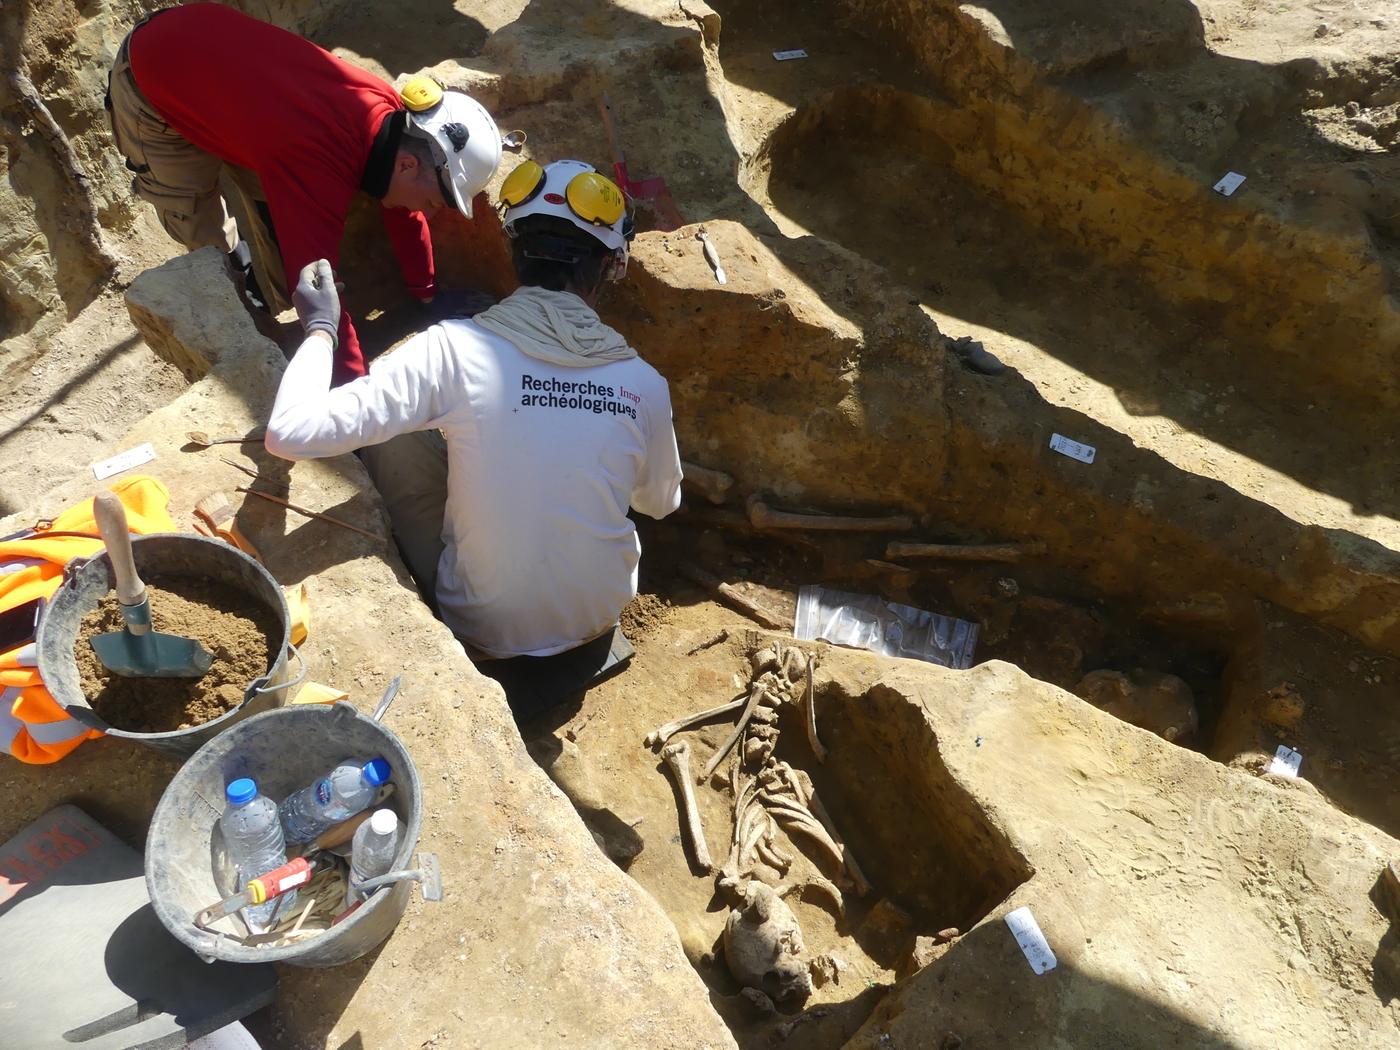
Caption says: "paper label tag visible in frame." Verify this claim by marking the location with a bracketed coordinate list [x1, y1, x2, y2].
[1005, 906, 1057, 974]
[280, 869, 311, 892]
[1049, 433, 1096, 464]
[773, 49, 809, 61]
[1213, 171, 1246, 196]
[1267, 745, 1302, 778]
[92, 442, 156, 480]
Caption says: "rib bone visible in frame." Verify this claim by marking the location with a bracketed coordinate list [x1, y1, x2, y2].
[761, 793, 848, 877]
[754, 830, 792, 874]
[701, 680, 768, 782]
[776, 765, 871, 896]
[780, 873, 845, 915]
[645, 692, 748, 748]
[662, 741, 713, 872]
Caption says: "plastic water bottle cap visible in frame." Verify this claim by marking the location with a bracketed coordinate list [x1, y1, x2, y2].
[225, 778, 258, 805]
[369, 808, 399, 835]
[363, 757, 391, 786]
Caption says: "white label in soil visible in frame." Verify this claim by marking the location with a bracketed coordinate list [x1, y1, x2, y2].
[773, 49, 809, 61]
[1214, 171, 1247, 196]
[1005, 906, 1057, 974]
[92, 442, 156, 480]
[1049, 433, 1096, 464]
[1267, 745, 1303, 778]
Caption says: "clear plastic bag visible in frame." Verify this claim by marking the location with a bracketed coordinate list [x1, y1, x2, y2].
[793, 585, 979, 669]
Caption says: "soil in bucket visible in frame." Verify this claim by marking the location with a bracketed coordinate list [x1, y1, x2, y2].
[74, 575, 278, 733]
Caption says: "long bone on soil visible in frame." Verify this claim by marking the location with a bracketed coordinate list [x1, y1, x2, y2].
[645, 691, 748, 748]
[699, 678, 772, 782]
[747, 495, 914, 533]
[804, 650, 828, 764]
[662, 740, 713, 872]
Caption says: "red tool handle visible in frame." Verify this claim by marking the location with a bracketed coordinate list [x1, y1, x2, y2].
[598, 93, 632, 195]
[247, 856, 312, 903]
[194, 855, 316, 928]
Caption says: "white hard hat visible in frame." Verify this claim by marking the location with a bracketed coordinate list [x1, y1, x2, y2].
[401, 78, 501, 218]
[499, 159, 633, 253]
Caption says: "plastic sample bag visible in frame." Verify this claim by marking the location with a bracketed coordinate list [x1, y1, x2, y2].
[793, 585, 979, 669]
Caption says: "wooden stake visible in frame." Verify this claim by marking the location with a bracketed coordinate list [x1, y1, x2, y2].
[236, 486, 382, 541]
[679, 562, 790, 630]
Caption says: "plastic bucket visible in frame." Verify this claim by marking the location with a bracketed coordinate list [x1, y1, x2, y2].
[145, 702, 422, 967]
[36, 533, 299, 759]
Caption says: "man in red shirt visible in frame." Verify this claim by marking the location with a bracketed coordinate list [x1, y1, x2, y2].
[106, 4, 502, 383]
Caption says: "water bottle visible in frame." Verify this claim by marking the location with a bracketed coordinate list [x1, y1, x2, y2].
[221, 777, 295, 932]
[346, 808, 401, 907]
[278, 757, 391, 844]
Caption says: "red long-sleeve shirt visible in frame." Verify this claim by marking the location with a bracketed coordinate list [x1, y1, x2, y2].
[130, 3, 435, 382]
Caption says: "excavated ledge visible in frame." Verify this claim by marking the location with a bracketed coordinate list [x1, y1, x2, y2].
[610, 221, 1400, 659]
[816, 650, 1400, 1047]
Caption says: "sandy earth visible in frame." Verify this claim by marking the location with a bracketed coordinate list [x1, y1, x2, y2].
[2, 0, 1400, 1047]
[76, 578, 277, 733]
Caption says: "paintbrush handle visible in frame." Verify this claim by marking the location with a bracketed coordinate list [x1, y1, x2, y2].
[598, 94, 630, 191]
[93, 491, 148, 617]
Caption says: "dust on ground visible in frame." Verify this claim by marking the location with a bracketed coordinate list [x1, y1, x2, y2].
[76, 575, 277, 733]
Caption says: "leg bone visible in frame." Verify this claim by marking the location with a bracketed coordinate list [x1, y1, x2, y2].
[662, 741, 713, 872]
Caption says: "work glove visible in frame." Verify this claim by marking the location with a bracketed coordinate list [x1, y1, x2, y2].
[421, 287, 496, 321]
[293, 259, 341, 347]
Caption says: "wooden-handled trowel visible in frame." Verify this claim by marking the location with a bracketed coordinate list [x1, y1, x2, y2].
[90, 491, 213, 678]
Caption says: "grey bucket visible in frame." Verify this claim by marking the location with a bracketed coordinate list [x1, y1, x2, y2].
[145, 702, 422, 967]
[35, 533, 300, 759]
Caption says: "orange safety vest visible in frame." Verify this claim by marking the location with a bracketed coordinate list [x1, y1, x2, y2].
[1, 475, 178, 763]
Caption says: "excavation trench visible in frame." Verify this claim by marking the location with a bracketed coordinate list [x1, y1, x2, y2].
[563, 589, 1033, 1050]
[549, 513, 1239, 1049]
[555, 454, 1395, 1048]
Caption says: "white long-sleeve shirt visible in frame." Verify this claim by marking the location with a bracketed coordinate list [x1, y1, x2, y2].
[266, 314, 682, 658]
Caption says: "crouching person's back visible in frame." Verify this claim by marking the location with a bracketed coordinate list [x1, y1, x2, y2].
[266, 158, 682, 700]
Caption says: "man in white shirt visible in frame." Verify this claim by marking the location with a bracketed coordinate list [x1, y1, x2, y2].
[267, 159, 683, 719]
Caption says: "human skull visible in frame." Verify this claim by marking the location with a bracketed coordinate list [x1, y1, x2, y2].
[722, 882, 812, 1003]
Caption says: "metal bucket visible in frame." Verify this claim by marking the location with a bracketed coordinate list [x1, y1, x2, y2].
[36, 533, 301, 759]
[145, 702, 422, 967]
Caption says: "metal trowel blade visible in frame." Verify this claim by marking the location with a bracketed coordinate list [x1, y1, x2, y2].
[91, 617, 214, 679]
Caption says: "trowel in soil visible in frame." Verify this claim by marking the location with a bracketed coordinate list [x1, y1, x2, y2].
[90, 490, 213, 678]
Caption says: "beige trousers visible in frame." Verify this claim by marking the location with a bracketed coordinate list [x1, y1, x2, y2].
[107, 30, 290, 311]
[358, 430, 450, 610]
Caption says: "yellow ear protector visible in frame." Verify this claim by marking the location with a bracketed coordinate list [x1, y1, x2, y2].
[500, 160, 629, 229]
[400, 75, 444, 112]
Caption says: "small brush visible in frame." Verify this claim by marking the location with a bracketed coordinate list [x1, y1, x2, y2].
[194, 491, 262, 560]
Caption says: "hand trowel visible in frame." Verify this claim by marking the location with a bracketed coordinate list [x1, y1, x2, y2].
[90, 490, 213, 678]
